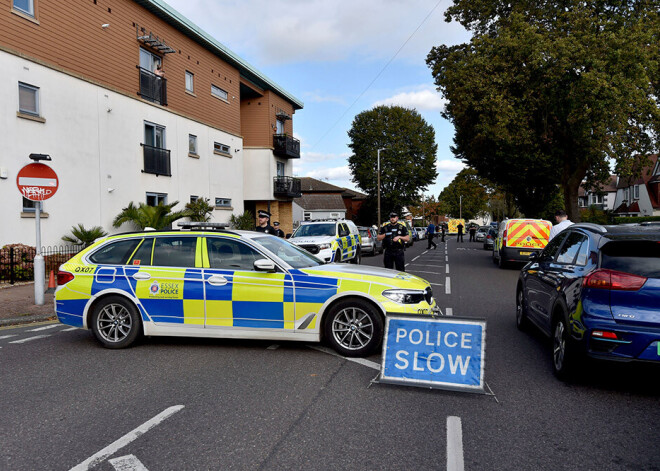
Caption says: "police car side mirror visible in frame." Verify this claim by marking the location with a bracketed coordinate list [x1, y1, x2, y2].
[254, 259, 276, 272]
[285, 233, 292, 239]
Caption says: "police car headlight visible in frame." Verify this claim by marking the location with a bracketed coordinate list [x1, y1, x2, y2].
[318, 243, 331, 250]
[382, 289, 425, 304]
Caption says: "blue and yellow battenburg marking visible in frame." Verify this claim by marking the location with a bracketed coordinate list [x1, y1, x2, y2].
[330, 233, 362, 262]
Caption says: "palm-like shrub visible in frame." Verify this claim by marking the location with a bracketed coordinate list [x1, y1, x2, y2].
[113, 201, 189, 230]
[229, 211, 255, 230]
[185, 198, 213, 222]
[62, 224, 108, 247]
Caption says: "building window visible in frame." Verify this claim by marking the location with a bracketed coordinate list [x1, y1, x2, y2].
[634, 185, 640, 199]
[146, 192, 167, 206]
[277, 161, 285, 177]
[22, 197, 37, 213]
[18, 82, 39, 116]
[189, 134, 198, 155]
[139, 48, 161, 74]
[13, 0, 34, 16]
[190, 195, 198, 203]
[214, 142, 231, 155]
[276, 118, 285, 134]
[211, 85, 228, 101]
[304, 212, 312, 221]
[145, 122, 165, 148]
[215, 197, 231, 208]
[185, 71, 194, 93]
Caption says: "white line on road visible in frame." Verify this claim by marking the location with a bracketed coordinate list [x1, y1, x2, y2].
[109, 454, 149, 471]
[9, 335, 51, 344]
[447, 416, 465, 471]
[412, 256, 420, 261]
[446, 265, 450, 274]
[61, 327, 79, 332]
[309, 345, 380, 371]
[28, 324, 60, 332]
[445, 256, 449, 262]
[412, 270, 445, 276]
[429, 283, 444, 288]
[446, 308, 453, 316]
[0, 335, 17, 340]
[69, 405, 184, 471]
[445, 277, 451, 295]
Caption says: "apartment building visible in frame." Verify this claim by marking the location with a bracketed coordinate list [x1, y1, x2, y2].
[0, 0, 303, 247]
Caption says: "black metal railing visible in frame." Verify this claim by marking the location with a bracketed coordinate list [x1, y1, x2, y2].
[138, 67, 167, 106]
[273, 176, 302, 198]
[0, 244, 84, 285]
[142, 144, 172, 176]
[273, 134, 301, 159]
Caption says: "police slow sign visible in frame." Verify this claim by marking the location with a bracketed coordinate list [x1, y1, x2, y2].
[379, 315, 486, 393]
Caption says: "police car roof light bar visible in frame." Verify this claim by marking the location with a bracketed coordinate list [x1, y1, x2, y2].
[178, 222, 230, 230]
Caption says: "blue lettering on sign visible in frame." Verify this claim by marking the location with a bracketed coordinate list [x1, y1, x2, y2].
[380, 316, 486, 392]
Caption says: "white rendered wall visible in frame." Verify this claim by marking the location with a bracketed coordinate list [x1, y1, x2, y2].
[0, 52, 243, 247]
[242, 148, 292, 201]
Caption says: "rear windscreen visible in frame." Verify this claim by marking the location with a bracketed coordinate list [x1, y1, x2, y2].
[601, 241, 660, 278]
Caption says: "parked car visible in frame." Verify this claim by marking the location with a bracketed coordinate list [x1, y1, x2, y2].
[414, 227, 426, 239]
[358, 226, 382, 256]
[290, 219, 361, 264]
[55, 223, 439, 357]
[516, 223, 660, 379]
[403, 220, 415, 247]
[475, 226, 489, 242]
[483, 227, 497, 250]
[493, 218, 553, 268]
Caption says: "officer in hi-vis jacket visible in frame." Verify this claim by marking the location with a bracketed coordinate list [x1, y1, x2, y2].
[377, 212, 410, 272]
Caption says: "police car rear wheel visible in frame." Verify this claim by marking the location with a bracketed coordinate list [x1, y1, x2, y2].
[350, 247, 361, 264]
[335, 249, 342, 263]
[91, 296, 141, 349]
[325, 299, 383, 357]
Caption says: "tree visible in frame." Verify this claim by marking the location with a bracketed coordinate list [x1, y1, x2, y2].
[348, 106, 438, 219]
[112, 201, 189, 230]
[407, 195, 444, 222]
[427, 0, 660, 221]
[437, 168, 490, 220]
[185, 198, 213, 222]
[62, 224, 107, 247]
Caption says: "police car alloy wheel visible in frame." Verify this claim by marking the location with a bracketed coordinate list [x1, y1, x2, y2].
[91, 295, 141, 349]
[324, 298, 383, 357]
[350, 247, 361, 264]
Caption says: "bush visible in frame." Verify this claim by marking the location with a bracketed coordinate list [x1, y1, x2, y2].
[613, 215, 660, 225]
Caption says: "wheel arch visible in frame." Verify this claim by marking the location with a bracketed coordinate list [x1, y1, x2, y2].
[84, 290, 143, 330]
[318, 293, 385, 342]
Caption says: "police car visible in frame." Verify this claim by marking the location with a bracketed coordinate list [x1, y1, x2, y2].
[289, 219, 362, 264]
[55, 223, 438, 357]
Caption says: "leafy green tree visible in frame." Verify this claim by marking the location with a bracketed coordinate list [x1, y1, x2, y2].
[112, 201, 189, 230]
[407, 195, 444, 223]
[348, 106, 438, 218]
[438, 168, 491, 220]
[185, 198, 213, 222]
[427, 0, 660, 221]
[62, 224, 108, 247]
[229, 211, 255, 230]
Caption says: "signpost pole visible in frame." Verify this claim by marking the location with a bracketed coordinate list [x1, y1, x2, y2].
[34, 201, 45, 305]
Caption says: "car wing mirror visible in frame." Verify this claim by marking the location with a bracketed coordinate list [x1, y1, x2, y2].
[254, 258, 276, 272]
[285, 233, 292, 239]
[529, 252, 540, 262]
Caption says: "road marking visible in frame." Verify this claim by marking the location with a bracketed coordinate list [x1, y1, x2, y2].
[309, 345, 380, 371]
[447, 416, 465, 471]
[69, 405, 184, 471]
[446, 264, 450, 274]
[445, 256, 449, 262]
[412, 270, 445, 276]
[446, 308, 453, 316]
[413, 256, 420, 261]
[445, 277, 451, 295]
[409, 264, 443, 268]
[430, 283, 444, 288]
[61, 327, 79, 332]
[0, 334, 17, 340]
[9, 335, 50, 344]
[109, 455, 149, 471]
[28, 324, 60, 332]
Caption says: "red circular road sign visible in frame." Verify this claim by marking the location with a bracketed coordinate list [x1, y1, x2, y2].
[16, 163, 59, 201]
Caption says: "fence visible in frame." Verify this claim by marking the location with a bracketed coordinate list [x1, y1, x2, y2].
[0, 244, 83, 285]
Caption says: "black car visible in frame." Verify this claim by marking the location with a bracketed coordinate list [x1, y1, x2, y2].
[516, 223, 660, 379]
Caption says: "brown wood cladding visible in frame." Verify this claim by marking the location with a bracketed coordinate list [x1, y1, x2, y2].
[0, 0, 293, 137]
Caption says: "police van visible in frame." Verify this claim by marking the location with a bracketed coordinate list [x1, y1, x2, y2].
[55, 223, 437, 357]
[493, 218, 552, 268]
[289, 219, 362, 264]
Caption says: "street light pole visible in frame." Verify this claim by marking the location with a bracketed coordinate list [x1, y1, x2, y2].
[459, 195, 462, 221]
[377, 147, 385, 226]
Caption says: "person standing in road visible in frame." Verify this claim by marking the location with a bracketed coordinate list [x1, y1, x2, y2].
[549, 209, 573, 241]
[272, 221, 285, 238]
[378, 212, 410, 272]
[469, 225, 477, 242]
[440, 224, 446, 242]
[255, 210, 276, 235]
[426, 221, 437, 250]
[457, 222, 464, 242]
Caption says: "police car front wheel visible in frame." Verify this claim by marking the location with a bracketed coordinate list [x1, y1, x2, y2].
[91, 295, 141, 349]
[324, 298, 383, 357]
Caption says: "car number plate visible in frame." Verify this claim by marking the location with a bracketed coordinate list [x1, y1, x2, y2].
[520, 251, 532, 256]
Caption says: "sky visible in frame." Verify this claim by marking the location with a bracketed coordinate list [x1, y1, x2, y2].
[165, 0, 472, 198]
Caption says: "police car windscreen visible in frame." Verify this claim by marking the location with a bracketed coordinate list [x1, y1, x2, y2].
[253, 236, 324, 268]
[293, 223, 335, 237]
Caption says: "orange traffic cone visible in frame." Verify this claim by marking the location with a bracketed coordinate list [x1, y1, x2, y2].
[46, 270, 56, 293]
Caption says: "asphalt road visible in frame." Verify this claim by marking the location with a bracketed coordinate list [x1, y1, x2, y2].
[1, 238, 659, 470]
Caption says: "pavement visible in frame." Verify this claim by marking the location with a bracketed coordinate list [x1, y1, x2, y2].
[0, 283, 57, 327]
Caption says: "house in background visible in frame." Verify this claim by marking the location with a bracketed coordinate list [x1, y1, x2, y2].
[612, 155, 660, 217]
[292, 177, 367, 225]
[578, 175, 618, 211]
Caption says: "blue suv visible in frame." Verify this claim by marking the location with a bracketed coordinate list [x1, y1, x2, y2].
[516, 223, 660, 379]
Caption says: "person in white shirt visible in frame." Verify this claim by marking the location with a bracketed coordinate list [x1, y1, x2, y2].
[549, 209, 573, 241]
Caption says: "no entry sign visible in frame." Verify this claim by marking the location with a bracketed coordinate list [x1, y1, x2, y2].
[16, 163, 59, 201]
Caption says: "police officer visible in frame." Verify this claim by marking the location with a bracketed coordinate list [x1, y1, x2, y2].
[272, 221, 285, 238]
[255, 210, 276, 234]
[377, 212, 410, 272]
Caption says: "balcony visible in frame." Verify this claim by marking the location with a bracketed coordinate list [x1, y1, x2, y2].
[139, 67, 167, 106]
[273, 176, 302, 198]
[142, 144, 171, 176]
[273, 134, 300, 159]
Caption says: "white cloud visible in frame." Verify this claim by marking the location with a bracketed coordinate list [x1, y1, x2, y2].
[305, 165, 351, 181]
[436, 159, 465, 173]
[303, 91, 347, 105]
[300, 151, 351, 163]
[372, 85, 446, 112]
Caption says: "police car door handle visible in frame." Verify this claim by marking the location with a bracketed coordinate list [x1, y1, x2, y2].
[208, 275, 228, 286]
[132, 273, 151, 280]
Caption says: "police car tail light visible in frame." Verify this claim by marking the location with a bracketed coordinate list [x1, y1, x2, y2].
[382, 289, 425, 304]
[57, 271, 74, 286]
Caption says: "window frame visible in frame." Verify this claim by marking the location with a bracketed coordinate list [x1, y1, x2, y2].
[18, 82, 40, 116]
[144, 121, 166, 149]
[22, 197, 38, 213]
[215, 197, 231, 208]
[146, 192, 168, 206]
[185, 71, 194, 93]
[211, 84, 228, 101]
[13, 0, 34, 17]
[188, 134, 198, 156]
[213, 141, 231, 156]
[633, 185, 640, 199]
